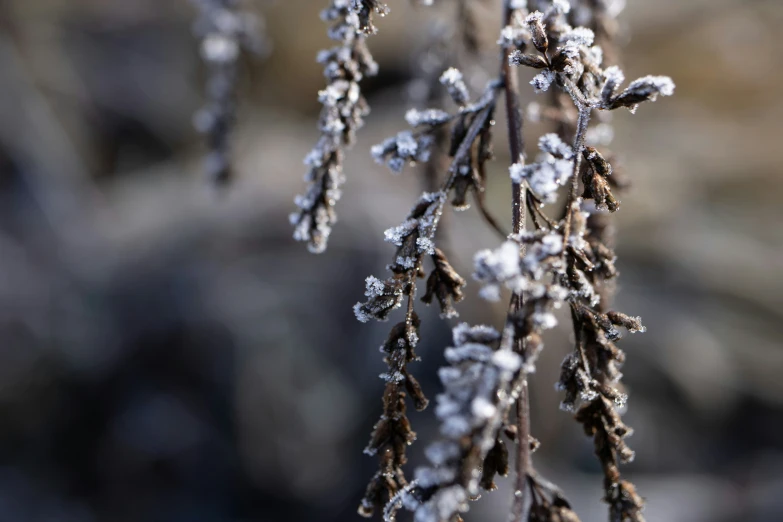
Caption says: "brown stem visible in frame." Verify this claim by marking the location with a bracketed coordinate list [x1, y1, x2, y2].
[501, 2, 529, 521]
[561, 104, 591, 255]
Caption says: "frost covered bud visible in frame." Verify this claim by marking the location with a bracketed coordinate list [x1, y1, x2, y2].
[601, 65, 625, 103]
[508, 50, 548, 69]
[607, 311, 647, 333]
[560, 27, 595, 47]
[606, 75, 675, 111]
[525, 12, 548, 53]
[583, 147, 612, 177]
[530, 70, 556, 93]
[439, 67, 470, 105]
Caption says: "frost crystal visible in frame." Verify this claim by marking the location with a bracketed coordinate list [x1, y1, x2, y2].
[560, 27, 595, 47]
[510, 157, 572, 202]
[410, 321, 517, 522]
[538, 133, 574, 159]
[627, 75, 676, 97]
[405, 108, 452, 127]
[439, 68, 469, 105]
[473, 241, 526, 299]
[530, 69, 556, 93]
[384, 219, 418, 246]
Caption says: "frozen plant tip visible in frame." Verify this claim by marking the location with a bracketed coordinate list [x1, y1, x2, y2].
[290, 0, 387, 253]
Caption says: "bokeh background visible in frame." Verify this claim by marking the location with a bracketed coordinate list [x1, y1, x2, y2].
[0, 0, 781, 521]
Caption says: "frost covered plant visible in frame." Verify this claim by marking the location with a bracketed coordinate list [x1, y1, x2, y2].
[293, 1, 673, 521]
[191, 0, 266, 184]
[289, 1, 389, 253]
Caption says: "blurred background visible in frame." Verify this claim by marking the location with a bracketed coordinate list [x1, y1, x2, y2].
[0, 0, 781, 521]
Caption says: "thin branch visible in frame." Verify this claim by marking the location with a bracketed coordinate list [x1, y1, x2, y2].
[560, 101, 592, 255]
[500, 1, 530, 521]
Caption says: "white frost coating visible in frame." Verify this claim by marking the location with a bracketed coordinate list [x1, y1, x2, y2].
[627, 75, 676, 97]
[438, 366, 462, 385]
[588, 45, 604, 66]
[380, 370, 405, 383]
[353, 302, 370, 323]
[439, 67, 469, 104]
[478, 284, 501, 302]
[561, 27, 595, 47]
[474, 241, 520, 281]
[524, 11, 544, 25]
[440, 415, 470, 437]
[511, 158, 572, 202]
[452, 323, 500, 346]
[532, 311, 558, 330]
[414, 467, 456, 489]
[395, 131, 418, 157]
[424, 441, 461, 466]
[522, 232, 564, 274]
[405, 108, 451, 127]
[416, 237, 435, 255]
[474, 241, 530, 299]
[530, 69, 556, 93]
[444, 343, 493, 363]
[604, 65, 625, 85]
[538, 133, 574, 159]
[396, 256, 417, 269]
[602, 65, 625, 101]
[471, 397, 497, 419]
[364, 275, 386, 297]
[491, 350, 521, 373]
[384, 219, 417, 245]
[411, 319, 520, 522]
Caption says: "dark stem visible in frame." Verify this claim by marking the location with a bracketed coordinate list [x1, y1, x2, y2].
[501, 1, 529, 521]
[561, 104, 591, 255]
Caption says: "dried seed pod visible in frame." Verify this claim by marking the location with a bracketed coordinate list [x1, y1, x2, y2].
[525, 11, 549, 53]
[422, 248, 467, 318]
[479, 437, 509, 491]
[606, 311, 646, 333]
[605, 75, 675, 111]
[583, 147, 612, 177]
[508, 50, 549, 69]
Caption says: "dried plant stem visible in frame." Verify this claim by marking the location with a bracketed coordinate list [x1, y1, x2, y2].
[500, 1, 530, 520]
[561, 103, 591, 255]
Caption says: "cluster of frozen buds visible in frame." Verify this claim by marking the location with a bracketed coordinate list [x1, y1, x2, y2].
[302, 0, 675, 521]
[191, 0, 266, 184]
[354, 191, 454, 323]
[507, 5, 673, 113]
[359, 312, 428, 518]
[370, 67, 484, 176]
[385, 323, 522, 522]
[290, 1, 388, 253]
